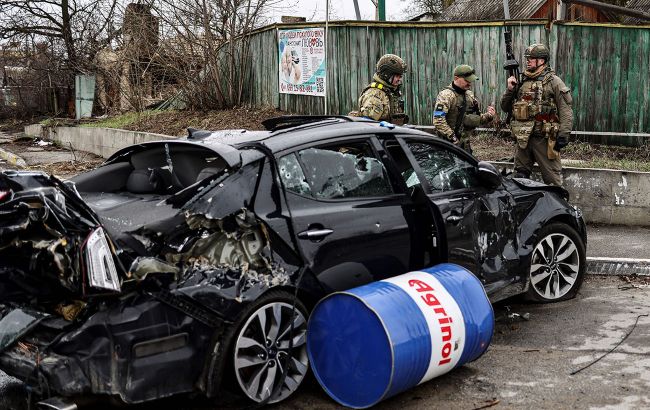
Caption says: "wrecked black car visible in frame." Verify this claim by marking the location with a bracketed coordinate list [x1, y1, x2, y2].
[0, 116, 586, 407]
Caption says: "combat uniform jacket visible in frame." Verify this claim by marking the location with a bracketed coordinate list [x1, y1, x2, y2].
[433, 84, 493, 149]
[500, 67, 573, 152]
[356, 74, 408, 124]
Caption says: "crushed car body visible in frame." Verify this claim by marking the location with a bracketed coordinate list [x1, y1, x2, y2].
[0, 116, 587, 405]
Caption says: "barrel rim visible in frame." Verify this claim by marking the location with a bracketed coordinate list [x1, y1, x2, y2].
[307, 290, 395, 409]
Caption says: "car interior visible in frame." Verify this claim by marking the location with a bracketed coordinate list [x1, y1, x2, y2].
[69, 143, 229, 237]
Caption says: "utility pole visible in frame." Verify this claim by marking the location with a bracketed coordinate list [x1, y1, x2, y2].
[378, 0, 386, 20]
[502, 0, 511, 19]
[353, 0, 361, 20]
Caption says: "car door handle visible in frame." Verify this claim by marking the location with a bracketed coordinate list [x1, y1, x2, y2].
[297, 228, 334, 240]
[446, 215, 463, 224]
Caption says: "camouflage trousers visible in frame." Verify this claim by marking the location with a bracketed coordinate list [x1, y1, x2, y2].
[514, 134, 563, 186]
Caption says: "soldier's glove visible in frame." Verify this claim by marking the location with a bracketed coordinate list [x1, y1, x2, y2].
[554, 132, 570, 151]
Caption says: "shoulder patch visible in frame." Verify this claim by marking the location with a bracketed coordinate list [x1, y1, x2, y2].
[560, 86, 572, 105]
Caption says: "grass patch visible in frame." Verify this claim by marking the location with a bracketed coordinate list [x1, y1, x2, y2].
[579, 158, 650, 172]
[79, 110, 168, 129]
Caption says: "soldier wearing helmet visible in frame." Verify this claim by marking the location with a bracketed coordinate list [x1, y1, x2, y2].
[501, 43, 573, 186]
[352, 54, 409, 125]
[432, 64, 496, 154]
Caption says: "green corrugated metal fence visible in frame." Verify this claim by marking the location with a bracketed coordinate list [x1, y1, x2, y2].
[236, 20, 650, 136]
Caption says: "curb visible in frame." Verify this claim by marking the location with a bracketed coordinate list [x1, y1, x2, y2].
[0, 147, 27, 168]
[586, 257, 650, 276]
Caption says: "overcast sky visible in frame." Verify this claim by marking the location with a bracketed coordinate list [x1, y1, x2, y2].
[271, 0, 410, 22]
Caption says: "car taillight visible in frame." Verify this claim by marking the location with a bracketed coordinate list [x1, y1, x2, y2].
[0, 190, 10, 202]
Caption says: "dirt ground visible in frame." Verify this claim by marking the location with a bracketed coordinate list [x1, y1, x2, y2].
[114, 109, 650, 167]
[119, 106, 286, 136]
[3, 108, 650, 171]
[0, 135, 104, 178]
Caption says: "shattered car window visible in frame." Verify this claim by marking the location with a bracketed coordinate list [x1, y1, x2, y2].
[296, 142, 394, 200]
[406, 142, 478, 192]
[278, 153, 312, 196]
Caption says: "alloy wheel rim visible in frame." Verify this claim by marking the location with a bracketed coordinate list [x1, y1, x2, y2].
[530, 233, 580, 300]
[234, 301, 308, 403]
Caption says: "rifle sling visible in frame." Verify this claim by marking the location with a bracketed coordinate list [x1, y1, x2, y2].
[454, 93, 467, 137]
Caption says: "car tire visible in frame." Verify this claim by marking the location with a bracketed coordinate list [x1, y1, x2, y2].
[222, 289, 310, 404]
[525, 222, 586, 303]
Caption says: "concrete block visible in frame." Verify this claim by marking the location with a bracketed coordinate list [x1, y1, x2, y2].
[579, 206, 612, 225]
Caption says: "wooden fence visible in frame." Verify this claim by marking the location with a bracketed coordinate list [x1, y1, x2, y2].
[235, 20, 650, 141]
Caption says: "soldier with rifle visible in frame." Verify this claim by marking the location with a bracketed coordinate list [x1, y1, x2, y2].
[500, 42, 573, 186]
[432, 65, 496, 154]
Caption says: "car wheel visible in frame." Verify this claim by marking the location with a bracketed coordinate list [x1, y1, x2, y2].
[231, 290, 309, 404]
[526, 222, 586, 302]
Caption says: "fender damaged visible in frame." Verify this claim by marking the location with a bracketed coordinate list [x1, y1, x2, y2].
[0, 167, 303, 403]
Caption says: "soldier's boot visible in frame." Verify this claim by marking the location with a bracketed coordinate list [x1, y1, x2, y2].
[513, 168, 531, 179]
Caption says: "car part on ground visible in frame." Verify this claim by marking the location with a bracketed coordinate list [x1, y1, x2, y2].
[307, 264, 493, 408]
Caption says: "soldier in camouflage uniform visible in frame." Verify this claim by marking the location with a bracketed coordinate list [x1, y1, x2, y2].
[433, 65, 496, 154]
[353, 54, 409, 125]
[501, 43, 573, 186]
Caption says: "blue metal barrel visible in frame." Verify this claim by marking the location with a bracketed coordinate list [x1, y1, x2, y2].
[307, 263, 494, 408]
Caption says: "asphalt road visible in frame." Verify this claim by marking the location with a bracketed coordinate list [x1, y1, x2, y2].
[2, 275, 649, 410]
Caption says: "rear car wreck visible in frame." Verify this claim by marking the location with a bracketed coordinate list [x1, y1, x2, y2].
[0, 139, 310, 405]
[0, 116, 587, 406]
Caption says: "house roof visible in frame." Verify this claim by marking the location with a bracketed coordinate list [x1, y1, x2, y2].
[620, 0, 650, 24]
[408, 11, 439, 21]
[433, 0, 548, 21]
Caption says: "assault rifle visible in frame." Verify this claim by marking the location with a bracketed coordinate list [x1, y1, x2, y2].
[503, 28, 521, 125]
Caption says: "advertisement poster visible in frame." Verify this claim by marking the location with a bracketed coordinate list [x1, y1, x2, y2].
[278, 28, 326, 96]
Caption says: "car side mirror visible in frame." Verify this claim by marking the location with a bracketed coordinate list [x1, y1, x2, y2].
[477, 161, 501, 189]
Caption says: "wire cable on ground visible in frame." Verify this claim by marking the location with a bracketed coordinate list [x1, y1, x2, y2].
[570, 313, 648, 376]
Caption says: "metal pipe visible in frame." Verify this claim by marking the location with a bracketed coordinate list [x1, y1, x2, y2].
[563, 0, 650, 21]
[324, 0, 329, 115]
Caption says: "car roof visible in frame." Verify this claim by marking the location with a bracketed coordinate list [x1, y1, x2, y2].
[189, 117, 434, 153]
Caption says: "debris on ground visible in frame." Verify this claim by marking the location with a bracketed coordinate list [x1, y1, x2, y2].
[30, 160, 104, 178]
[496, 306, 531, 322]
[473, 398, 501, 409]
[618, 273, 650, 290]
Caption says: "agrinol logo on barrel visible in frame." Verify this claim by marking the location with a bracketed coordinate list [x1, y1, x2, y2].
[408, 278, 454, 365]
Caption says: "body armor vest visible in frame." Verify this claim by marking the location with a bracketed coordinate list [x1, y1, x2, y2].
[511, 72, 560, 150]
[366, 81, 407, 124]
[443, 86, 480, 144]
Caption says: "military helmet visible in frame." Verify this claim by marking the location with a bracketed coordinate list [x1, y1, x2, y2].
[524, 43, 550, 60]
[376, 54, 407, 81]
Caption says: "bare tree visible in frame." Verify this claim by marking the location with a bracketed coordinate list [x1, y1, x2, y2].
[150, 0, 281, 109]
[401, 0, 454, 19]
[0, 0, 119, 75]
